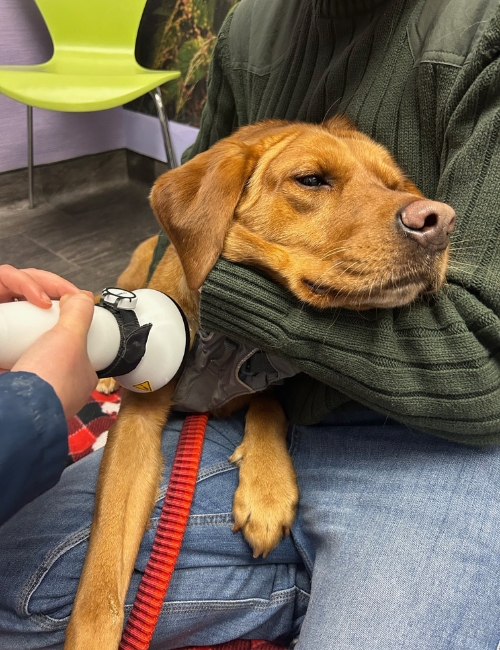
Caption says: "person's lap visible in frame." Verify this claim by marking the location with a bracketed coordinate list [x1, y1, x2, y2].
[293, 410, 500, 649]
[0, 411, 306, 650]
[1, 408, 500, 650]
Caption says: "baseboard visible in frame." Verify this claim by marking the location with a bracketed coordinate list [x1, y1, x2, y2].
[123, 110, 199, 166]
[0, 112, 199, 207]
[0, 107, 199, 176]
[0, 149, 173, 210]
[126, 150, 168, 185]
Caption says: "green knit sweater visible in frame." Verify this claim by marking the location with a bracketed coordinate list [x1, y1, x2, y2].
[152, 0, 500, 444]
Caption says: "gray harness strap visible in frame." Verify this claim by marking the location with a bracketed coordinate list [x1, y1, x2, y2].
[172, 330, 298, 413]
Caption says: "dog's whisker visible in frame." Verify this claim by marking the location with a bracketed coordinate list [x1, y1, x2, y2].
[311, 259, 368, 291]
[447, 261, 478, 270]
[312, 259, 358, 287]
[318, 238, 359, 260]
[449, 243, 483, 251]
[321, 98, 342, 124]
[320, 247, 352, 261]
[337, 261, 363, 279]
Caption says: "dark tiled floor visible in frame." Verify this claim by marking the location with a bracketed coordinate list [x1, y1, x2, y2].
[0, 150, 166, 294]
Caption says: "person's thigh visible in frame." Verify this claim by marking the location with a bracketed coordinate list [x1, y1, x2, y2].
[0, 412, 308, 650]
[291, 410, 500, 650]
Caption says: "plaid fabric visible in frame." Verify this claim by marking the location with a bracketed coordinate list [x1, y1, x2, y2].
[67, 389, 121, 462]
[69, 393, 285, 650]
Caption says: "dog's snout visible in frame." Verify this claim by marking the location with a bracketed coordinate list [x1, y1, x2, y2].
[397, 199, 455, 251]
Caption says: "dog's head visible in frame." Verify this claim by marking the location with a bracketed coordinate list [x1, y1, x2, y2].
[150, 117, 455, 310]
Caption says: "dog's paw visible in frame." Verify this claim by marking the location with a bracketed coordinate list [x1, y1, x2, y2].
[229, 443, 299, 558]
[96, 377, 120, 394]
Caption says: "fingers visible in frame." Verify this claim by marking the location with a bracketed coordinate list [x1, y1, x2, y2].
[58, 293, 95, 339]
[22, 268, 82, 300]
[0, 265, 52, 307]
[11, 291, 97, 418]
[0, 265, 87, 308]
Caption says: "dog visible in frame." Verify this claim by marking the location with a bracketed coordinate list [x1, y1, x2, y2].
[64, 116, 455, 649]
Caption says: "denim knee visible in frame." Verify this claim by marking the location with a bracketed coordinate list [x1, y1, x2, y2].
[0, 415, 309, 648]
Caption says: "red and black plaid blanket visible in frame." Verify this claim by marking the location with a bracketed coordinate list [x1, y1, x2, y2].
[68, 389, 121, 461]
[68, 391, 284, 650]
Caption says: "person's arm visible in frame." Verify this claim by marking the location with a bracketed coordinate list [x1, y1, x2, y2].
[199, 17, 500, 443]
[0, 371, 68, 525]
[0, 268, 97, 523]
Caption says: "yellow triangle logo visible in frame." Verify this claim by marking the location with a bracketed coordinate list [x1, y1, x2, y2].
[133, 380, 153, 392]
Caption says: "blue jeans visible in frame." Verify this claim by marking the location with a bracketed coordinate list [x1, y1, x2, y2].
[1, 408, 500, 649]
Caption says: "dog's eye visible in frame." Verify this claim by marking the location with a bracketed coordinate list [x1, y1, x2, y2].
[296, 174, 329, 188]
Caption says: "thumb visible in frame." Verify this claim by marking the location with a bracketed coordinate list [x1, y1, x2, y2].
[57, 293, 95, 339]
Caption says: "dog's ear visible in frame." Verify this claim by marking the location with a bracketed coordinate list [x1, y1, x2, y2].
[150, 138, 259, 290]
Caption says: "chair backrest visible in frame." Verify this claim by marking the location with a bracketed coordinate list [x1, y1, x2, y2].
[33, 0, 148, 54]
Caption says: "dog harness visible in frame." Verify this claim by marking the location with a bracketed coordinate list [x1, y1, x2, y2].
[173, 330, 298, 412]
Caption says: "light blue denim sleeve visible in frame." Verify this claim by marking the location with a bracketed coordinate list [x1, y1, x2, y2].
[0, 371, 68, 525]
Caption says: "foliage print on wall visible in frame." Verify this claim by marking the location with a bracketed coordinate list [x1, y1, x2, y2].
[129, 0, 238, 127]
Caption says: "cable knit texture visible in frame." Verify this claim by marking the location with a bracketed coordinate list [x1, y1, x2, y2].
[152, 0, 500, 443]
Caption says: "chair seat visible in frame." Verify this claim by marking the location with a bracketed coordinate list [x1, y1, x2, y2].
[0, 59, 180, 111]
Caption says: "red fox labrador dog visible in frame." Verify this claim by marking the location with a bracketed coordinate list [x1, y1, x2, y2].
[64, 117, 455, 649]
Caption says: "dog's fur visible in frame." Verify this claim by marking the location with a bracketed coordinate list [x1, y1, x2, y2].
[64, 117, 453, 648]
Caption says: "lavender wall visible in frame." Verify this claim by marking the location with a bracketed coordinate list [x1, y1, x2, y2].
[0, 0, 125, 174]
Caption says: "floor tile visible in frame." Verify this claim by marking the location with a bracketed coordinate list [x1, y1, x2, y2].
[0, 151, 162, 293]
[0, 233, 80, 276]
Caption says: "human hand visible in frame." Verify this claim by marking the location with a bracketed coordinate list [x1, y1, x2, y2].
[11, 293, 98, 418]
[0, 264, 88, 307]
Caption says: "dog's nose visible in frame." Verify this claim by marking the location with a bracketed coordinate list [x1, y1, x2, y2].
[397, 199, 456, 251]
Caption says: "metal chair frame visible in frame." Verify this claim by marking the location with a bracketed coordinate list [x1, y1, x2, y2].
[27, 87, 178, 208]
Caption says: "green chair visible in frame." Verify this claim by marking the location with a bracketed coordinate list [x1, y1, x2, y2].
[0, 0, 181, 207]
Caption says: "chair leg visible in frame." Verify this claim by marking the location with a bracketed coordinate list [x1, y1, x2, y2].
[27, 106, 35, 208]
[150, 87, 178, 169]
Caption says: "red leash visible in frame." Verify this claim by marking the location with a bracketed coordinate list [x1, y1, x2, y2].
[120, 412, 209, 650]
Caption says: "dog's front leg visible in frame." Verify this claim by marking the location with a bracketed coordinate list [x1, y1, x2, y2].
[64, 383, 174, 650]
[230, 393, 299, 558]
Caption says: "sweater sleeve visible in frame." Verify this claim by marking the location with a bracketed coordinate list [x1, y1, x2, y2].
[0, 372, 68, 525]
[200, 18, 500, 443]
